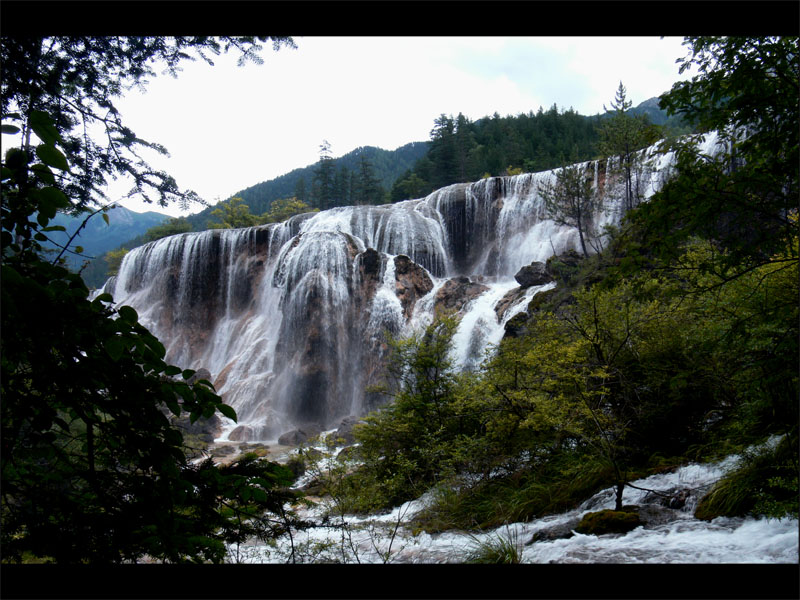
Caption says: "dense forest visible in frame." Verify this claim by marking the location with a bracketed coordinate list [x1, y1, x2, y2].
[1, 33, 797, 579]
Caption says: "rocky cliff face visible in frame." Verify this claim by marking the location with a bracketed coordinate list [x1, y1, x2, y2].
[101, 137, 720, 441]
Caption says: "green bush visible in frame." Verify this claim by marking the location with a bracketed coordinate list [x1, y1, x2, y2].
[464, 528, 523, 564]
[695, 436, 799, 520]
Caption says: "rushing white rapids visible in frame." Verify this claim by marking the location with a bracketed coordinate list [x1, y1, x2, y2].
[227, 436, 799, 564]
[100, 134, 726, 441]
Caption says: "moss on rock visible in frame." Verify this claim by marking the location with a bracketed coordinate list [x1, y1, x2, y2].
[575, 508, 642, 536]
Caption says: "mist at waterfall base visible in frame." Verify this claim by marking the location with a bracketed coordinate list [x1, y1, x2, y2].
[101, 136, 700, 443]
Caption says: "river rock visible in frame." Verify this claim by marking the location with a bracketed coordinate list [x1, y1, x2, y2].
[514, 261, 553, 288]
[641, 486, 694, 510]
[575, 509, 642, 536]
[526, 517, 581, 544]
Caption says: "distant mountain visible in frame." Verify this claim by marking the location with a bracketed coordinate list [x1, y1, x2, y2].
[41, 205, 169, 280]
[603, 96, 693, 134]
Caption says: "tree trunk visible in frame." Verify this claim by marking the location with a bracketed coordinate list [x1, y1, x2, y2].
[614, 480, 625, 511]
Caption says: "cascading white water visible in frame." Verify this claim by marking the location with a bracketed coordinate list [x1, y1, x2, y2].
[102, 134, 726, 441]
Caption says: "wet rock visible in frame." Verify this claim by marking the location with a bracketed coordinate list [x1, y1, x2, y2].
[494, 286, 526, 321]
[278, 426, 322, 447]
[527, 287, 558, 313]
[514, 261, 553, 288]
[356, 248, 384, 307]
[211, 444, 237, 457]
[575, 509, 642, 536]
[228, 425, 252, 442]
[434, 276, 488, 316]
[526, 517, 581, 544]
[394, 255, 434, 319]
[641, 486, 693, 510]
[332, 415, 363, 445]
[635, 504, 683, 528]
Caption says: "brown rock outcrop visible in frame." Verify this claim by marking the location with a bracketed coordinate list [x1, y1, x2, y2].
[434, 276, 488, 317]
[394, 254, 434, 318]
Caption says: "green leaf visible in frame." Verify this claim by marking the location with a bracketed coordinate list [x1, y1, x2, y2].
[164, 365, 182, 377]
[93, 293, 114, 304]
[30, 110, 62, 146]
[102, 212, 110, 226]
[118, 305, 138, 323]
[38, 187, 70, 214]
[217, 404, 237, 422]
[35, 144, 69, 171]
[1, 124, 20, 135]
[42, 225, 66, 232]
[182, 369, 196, 380]
[165, 400, 181, 417]
[30, 163, 56, 185]
[104, 337, 124, 361]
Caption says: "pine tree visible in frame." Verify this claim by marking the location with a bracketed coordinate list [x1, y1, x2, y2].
[312, 140, 335, 210]
[354, 152, 383, 205]
[539, 161, 598, 257]
[596, 82, 661, 211]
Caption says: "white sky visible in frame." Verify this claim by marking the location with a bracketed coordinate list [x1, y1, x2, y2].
[102, 37, 695, 217]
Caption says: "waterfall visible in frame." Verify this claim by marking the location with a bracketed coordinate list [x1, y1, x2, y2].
[103, 134, 725, 441]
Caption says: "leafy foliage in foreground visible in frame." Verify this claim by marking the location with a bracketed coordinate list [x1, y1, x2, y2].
[1, 35, 305, 563]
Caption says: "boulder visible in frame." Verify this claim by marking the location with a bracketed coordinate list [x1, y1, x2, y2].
[228, 425, 253, 442]
[278, 426, 322, 447]
[514, 261, 553, 288]
[332, 415, 363, 445]
[574, 509, 642, 536]
[635, 504, 683, 528]
[526, 517, 581, 544]
[394, 255, 434, 318]
[434, 276, 489, 316]
[494, 286, 527, 320]
[641, 486, 693, 510]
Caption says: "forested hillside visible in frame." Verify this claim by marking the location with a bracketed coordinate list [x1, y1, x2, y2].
[184, 141, 430, 230]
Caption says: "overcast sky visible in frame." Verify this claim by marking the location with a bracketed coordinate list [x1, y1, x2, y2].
[108, 36, 695, 217]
